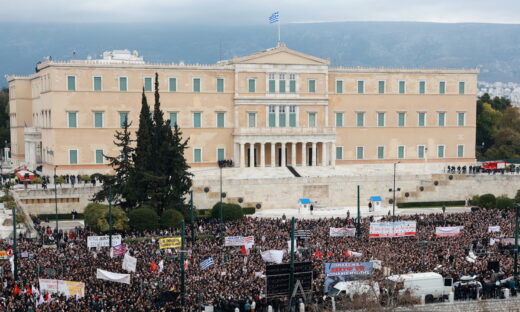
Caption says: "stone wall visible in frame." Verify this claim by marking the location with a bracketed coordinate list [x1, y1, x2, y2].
[395, 298, 520, 312]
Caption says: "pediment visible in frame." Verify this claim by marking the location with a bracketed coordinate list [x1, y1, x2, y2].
[232, 44, 329, 66]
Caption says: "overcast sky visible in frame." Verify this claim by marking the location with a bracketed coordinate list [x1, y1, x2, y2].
[1, 0, 520, 24]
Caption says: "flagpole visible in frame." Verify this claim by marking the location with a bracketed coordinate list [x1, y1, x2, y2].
[180, 220, 185, 307]
[278, 20, 281, 46]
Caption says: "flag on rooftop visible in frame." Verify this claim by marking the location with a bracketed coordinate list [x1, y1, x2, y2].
[200, 257, 214, 270]
[269, 11, 279, 24]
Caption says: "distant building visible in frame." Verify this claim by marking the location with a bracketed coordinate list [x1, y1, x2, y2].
[7, 45, 478, 175]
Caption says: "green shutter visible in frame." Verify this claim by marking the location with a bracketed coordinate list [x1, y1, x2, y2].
[357, 113, 364, 127]
[217, 78, 224, 93]
[459, 81, 465, 94]
[68, 112, 77, 128]
[279, 113, 286, 127]
[269, 80, 276, 93]
[67, 76, 76, 91]
[289, 80, 296, 93]
[438, 146, 445, 158]
[398, 146, 405, 159]
[193, 113, 201, 128]
[119, 77, 127, 91]
[336, 113, 343, 127]
[378, 81, 385, 94]
[419, 81, 426, 94]
[279, 80, 286, 93]
[336, 80, 343, 93]
[309, 113, 316, 127]
[169, 112, 177, 127]
[399, 81, 405, 94]
[398, 113, 405, 127]
[289, 113, 296, 127]
[356, 147, 364, 160]
[439, 81, 446, 94]
[194, 149, 201, 162]
[119, 112, 128, 128]
[217, 148, 225, 161]
[357, 81, 364, 94]
[248, 79, 256, 93]
[193, 78, 201, 92]
[377, 113, 385, 127]
[438, 112, 445, 126]
[418, 146, 425, 158]
[94, 112, 103, 128]
[458, 145, 464, 158]
[248, 113, 256, 128]
[169, 78, 177, 92]
[70, 150, 78, 164]
[336, 147, 342, 160]
[94, 77, 102, 91]
[308, 80, 316, 93]
[144, 77, 152, 92]
[458, 113, 465, 126]
[95, 149, 104, 164]
[269, 113, 276, 127]
[217, 113, 225, 128]
[377, 146, 384, 159]
[418, 112, 425, 127]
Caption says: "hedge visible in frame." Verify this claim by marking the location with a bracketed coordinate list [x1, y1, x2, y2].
[37, 213, 84, 220]
[128, 206, 159, 231]
[160, 209, 184, 229]
[397, 200, 466, 208]
[211, 203, 244, 221]
[243, 207, 256, 215]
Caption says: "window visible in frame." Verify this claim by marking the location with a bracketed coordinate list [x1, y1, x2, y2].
[193, 112, 201, 128]
[217, 78, 224, 93]
[119, 77, 128, 92]
[418, 112, 426, 127]
[144, 77, 152, 92]
[268, 106, 276, 127]
[356, 147, 364, 160]
[94, 112, 103, 128]
[439, 81, 446, 94]
[377, 112, 385, 127]
[93, 76, 102, 91]
[457, 112, 465, 126]
[169, 112, 177, 127]
[417, 145, 425, 159]
[194, 148, 202, 163]
[169, 78, 177, 92]
[289, 74, 296, 93]
[419, 81, 426, 94]
[279, 106, 286, 127]
[268, 73, 275, 93]
[356, 112, 365, 127]
[95, 149, 104, 164]
[119, 112, 128, 128]
[335, 113, 344, 127]
[216, 112, 225, 128]
[279, 74, 286, 93]
[248, 113, 256, 128]
[68, 112, 77, 128]
[378, 80, 385, 94]
[377, 146, 385, 159]
[69, 150, 78, 164]
[438, 112, 446, 127]
[67, 76, 76, 91]
[399, 81, 406, 94]
[398, 112, 406, 127]
[289, 106, 296, 127]
[308, 112, 316, 127]
[308, 79, 316, 93]
[336, 80, 343, 94]
[336, 146, 343, 160]
[248, 79, 256, 93]
[217, 148, 225, 161]
[437, 145, 445, 158]
[398, 146, 405, 159]
[457, 145, 464, 158]
[357, 80, 364, 94]
[193, 78, 201, 92]
[459, 81, 465, 94]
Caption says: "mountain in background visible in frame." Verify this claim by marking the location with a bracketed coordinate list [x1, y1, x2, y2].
[2, 21, 520, 86]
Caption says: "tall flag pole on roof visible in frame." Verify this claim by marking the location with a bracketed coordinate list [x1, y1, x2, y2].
[269, 11, 280, 46]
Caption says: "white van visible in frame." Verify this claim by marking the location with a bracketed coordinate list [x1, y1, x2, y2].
[387, 272, 453, 303]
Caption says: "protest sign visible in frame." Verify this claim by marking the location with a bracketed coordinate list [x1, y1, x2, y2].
[261, 250, 285, 264]
[323, 262, 373, 294]
[369, 221, 416, 238]
[0, 249, 13, 260]
[488, 226, 500, 233]
[329, 227, 356, 237]
[158, 237, 182, 249]
[96, 269, 131, 284]
[435, 226, 461, 237]
[39, 279, 85, 297]
[87, 235, 122, 248]
[122, 253, 137, 272]
[224, 236, 255, 247]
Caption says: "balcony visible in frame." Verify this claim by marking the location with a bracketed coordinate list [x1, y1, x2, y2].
[233, 127, 336, 143]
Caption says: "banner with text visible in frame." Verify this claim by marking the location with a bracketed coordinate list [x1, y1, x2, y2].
[329, 227, 356, 237]
[158, 237, 182, 249]
[369, 221, 416, 238]
[39, 279, 85, 297]
[324, 262, 373, 294]
[96, 269, 131, 284]
[224, 236, 255, 247]
[87, 235, 122, 248]
[435, 226, 461, 237]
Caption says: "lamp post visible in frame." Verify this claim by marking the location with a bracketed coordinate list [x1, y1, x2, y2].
[108, 186, 113, 249]
[190, 190, 195, 244]
[218, 161, 224, 225]
[514, 203, 519, 280]
[54, 166, 58, 232]
[12, 201, 18, 280]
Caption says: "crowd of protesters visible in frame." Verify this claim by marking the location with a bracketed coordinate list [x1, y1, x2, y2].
[0, 208, 519, 311]
[445, 164, 520, 175]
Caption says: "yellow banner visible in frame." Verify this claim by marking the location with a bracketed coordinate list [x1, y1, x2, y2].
[159, 237, 181, 249]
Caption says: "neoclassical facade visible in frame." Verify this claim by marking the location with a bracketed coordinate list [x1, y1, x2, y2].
[7, 45, 478, 175]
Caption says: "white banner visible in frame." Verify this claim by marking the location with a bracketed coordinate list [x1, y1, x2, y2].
[38, 279, 85, 297]
[96, 269, 131, 284]
[329, 227, 356, 237]
[435, 226, 461, 237]
[488, 226, 501, 233]
[261, 250, 285, 264]
[87, 235, 122, 248]
[224, 236, 255, 247]
[369, 221, 416, 238]
[122, 253, 137, 272]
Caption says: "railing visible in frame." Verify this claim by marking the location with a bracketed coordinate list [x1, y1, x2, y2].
[233, 127, 336, 136]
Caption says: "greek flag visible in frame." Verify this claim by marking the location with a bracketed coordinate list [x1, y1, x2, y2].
[200, 257, 214, 270]
[269, 11, 279, 24]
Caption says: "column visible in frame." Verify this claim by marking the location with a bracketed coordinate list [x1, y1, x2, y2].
[249, 143, 255, 167]
[322, 142, 327, 166]
[260, 142, 265, 168]
[281, 142, 286, 167]
[291, 143, 296, 166]
[240, 143, 245, 168]
[271, 143, 276, 167]
[312, 142, 317, 166]
[301, 142, 306, 167]
[330, 142, 336, 168]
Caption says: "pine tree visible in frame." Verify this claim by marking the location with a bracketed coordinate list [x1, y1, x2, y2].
[167, 124, 193, 215]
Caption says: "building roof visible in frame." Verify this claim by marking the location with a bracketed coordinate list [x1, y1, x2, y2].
[231, 43, 330, 65]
